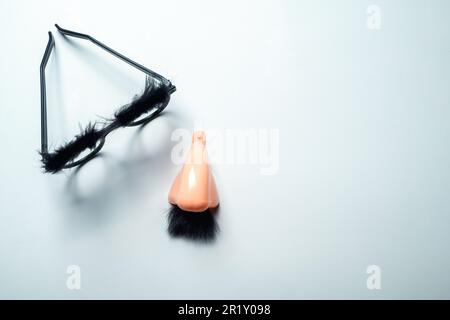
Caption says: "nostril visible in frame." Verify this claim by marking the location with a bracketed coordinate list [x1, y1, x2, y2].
[192, 130, 206, 144]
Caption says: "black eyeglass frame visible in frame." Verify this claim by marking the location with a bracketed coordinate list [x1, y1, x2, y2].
[40, 24, 176, 169]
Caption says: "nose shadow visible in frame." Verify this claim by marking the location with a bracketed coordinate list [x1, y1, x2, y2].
[61, 111, 183, 236]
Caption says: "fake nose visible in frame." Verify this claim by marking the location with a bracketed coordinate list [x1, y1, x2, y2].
[168, 131, 219, 212]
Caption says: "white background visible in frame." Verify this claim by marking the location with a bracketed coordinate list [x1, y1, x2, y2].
[0, 0, 449, 299]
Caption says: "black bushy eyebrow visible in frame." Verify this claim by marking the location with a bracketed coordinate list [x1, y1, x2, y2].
[40, 25, 176, 173]
[114, 76, 172, 126]
[41, 123, 104, 173]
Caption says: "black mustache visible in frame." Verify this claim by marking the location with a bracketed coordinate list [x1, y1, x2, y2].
[167, 205, 219, 242]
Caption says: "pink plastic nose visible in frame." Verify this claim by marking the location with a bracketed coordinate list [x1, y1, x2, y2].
[168, 131, 219, 212]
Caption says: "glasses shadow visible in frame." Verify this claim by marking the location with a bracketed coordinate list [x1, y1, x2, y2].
[57, 33, 141, 94]
[60, 110, 184, 237]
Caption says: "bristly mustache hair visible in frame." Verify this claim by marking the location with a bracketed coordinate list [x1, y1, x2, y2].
[41, 77, 173, 173]
[168, 205, 219, 242]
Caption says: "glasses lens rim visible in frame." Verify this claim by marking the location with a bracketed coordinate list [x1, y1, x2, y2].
[125, 100, 169, 127]
[62, 136, 106, 169]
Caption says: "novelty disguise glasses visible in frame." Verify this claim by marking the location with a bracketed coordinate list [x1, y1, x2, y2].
[40, 24, 176, 173]
[40, 25, 219, 242]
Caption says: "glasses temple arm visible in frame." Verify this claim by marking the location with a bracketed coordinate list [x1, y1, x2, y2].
[55, 24, 173, 89]
[40, 31, 54, 154]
